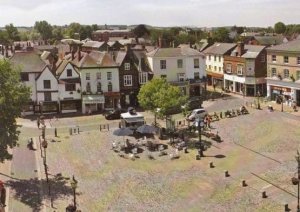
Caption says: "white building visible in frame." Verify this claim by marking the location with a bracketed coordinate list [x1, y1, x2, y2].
[146, 46, 206, 96]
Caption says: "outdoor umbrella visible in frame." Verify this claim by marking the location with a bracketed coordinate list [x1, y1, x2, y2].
[113, 127, 133, 136]
[136, 124, 157, 134]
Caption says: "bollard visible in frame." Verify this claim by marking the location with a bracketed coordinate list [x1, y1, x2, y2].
[100, 125, 102, 131]
[77, 127, 79, 134]
[225, 170, 230, 177]
[107, 124, 109, 131]
[73, 128, 76, 133]
[262, 191, 267, 198]
[54, 128, 57, 137]
[284, 203, 289, 211]
[69, 128, 72, 135]
[220, 112, 223, 119]
[209, 162, 214, 168]
[242, 180, 247, 187]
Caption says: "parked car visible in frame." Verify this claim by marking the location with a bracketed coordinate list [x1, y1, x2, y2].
[187, 108, 207, 121]
[105, 109, 127, 120]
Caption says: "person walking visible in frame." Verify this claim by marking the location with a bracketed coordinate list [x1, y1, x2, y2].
[37, 117, 40, 129]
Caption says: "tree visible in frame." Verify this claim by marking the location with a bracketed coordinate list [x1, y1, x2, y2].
[211, 27, 232, 43]
[79, 25, 93, 40]
[0, 60, 30, 161]
[67, 23, 81, 39]
[138, 78, 187, 117]
[5, 24, 20, 42]
[34, 20, 53, 41]
[133, 24, 150, 38]
[52, 26, 64, 41]
[274, 22, 286, 34]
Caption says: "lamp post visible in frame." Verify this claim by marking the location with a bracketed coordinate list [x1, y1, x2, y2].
[70, 175, 78, 209]
[292, 151, 300, 212]
[196, 118, 205, 157]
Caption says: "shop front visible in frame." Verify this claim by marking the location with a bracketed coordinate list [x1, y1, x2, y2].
[104, 92, 120, 110]
[120, 91, 138, 108]
[60, 99, 81, 113]
[82, 95, 105, 114]
[207, 72, 224, 88]
[40, 101, 59, 114]
[270, 86, 291, 102]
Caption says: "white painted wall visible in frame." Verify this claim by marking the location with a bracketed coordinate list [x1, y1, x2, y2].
[186, 56, 206, 79]
[36, 66, 59, 102]
[80, 67, 120, 93]
[58, 63, 79, 79]
[23, 73, 39, 102]
[205, 54, 224, 74]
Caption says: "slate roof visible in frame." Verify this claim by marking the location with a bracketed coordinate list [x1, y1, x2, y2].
[203, 43, 237, 55]
[56, 59, 70, 75]
[267, 39, 300, 52]
[82, 41, 105, 49]
[147, 46, 204, 58]
[230, 45, 265, 59]
[115, 51, 127, 65]
[10, 51, 46, 73]
[70, 51, 118, 68]
[253, 36, 285, 46]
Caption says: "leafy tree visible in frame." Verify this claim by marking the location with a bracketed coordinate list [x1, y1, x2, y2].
[34, 20, 53, 41]
[0, 60, 30, 161]
[52, 26, 64, 41]
[5, 24, 20, 42]
[138, 78, 187, 117]
[274, 22, 286, 34]
[211, 27, 232, 43]
[91, 24, 98, 31]
[0, 30, 9, 45]
[80, 25, 93, 40]
[133, 24, 150, 38]
[67, 22, 81, 39]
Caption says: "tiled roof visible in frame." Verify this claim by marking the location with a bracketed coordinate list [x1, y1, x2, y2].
[147, 46, 204, 58]
[203, 43, 237, 55]
[230, 45, 265, 59]
[82, 41, 105, 48]
[267, 39, 300, 52]
[56, 59, 69, 75]
[71, 51, 118, 68]
[10, 51, 46, 73]
[254, 36, 285, 46]
[115, 51, 127, 65]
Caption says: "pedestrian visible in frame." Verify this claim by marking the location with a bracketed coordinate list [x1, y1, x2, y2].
[37, 117, 40, 129]
[207, 116, 211, 128]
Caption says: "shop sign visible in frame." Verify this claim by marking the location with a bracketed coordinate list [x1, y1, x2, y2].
[271, 86, 291, 92]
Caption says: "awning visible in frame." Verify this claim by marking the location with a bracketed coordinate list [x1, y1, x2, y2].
[124, 117, 145, 123]
[82, 95, 105, 104]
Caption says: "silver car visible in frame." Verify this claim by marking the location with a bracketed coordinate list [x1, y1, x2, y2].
[187, 108, 207, 121]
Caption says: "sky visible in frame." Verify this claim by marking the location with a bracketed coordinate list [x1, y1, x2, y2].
[0, 0, 299, 27]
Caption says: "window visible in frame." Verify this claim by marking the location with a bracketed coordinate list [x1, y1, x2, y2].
[214, 56, 216, 61]
[124, 75, 133, 86]
[219, 67, 221, 72]
[139, 72, 148, 84]
[124, 63, 130, 70]
[208, 55, 211, 60]
[177, 59, 183, 68]
[284, 56, 289, 64]
[271, 68, 277, 77]
[218, 56, 221, 62]
[272, 55, 276, 62]
[284, 69, 289, 78]
[108, 82, 112, 91]
[160, 60, 166, 69]
[226, 63, 232, 73]
[65, 83, 76, 91]
[86, 82, 91, 93]
[67, 69, 72, 77]
[96, 72, 101, 80]
[297, 57, 300, 65]
[237, 64, 244, 75]
[107, 72, 112, 80]
[194, 58, 199, 68]
[178, 73, 185, 82]
[214, 66, 217, 72]
[21, 73, 29, 81]
[161, 75, 167, 78]
[194, 72, 200, 80]
[261, 54, 265, 62]
[97, 82, 102, 92]
[44, 92, 51, 101]
[297, 71, 300, 80]
[208, 65, 211, 70]
[43, 80, 51, 89]
[86, 73, 90, 80]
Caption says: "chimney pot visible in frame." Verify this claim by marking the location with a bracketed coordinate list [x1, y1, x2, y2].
[237, 42, 245, 57]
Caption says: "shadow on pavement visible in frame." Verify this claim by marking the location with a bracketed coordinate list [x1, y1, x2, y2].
[6, 175, 74, 211]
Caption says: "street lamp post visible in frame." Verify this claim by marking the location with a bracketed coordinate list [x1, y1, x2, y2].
[196, 118, 205, 157]
[257, 91, 261, 110]
[70, 175, 78, 209]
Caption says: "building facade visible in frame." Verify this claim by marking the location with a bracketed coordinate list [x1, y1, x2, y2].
[223, 42, 267, 96]
[266, 39, 300, 106]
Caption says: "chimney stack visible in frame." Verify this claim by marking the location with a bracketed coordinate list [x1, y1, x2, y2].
[78, 45, 82, 61]
[237, 41, 245, 57]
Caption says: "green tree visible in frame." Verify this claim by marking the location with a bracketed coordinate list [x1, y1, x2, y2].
[52, 26, 64, 41]
[79, 25, 93, 40]
[274, 22, 286, 34]
[0, 60, 30, 161]
[34, 20, 53, 41]
[0, 30, 9, 45]
[133, 24, 150, 38]
[67, 22, 81, 39]
[138, 78, 187, 117]
[5, 24, 20, 42]
[212, 27, 232, 43]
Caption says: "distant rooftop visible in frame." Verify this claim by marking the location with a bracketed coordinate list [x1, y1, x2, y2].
[203, 43, 237, 55]
[267, 39, 300, 52]
[147, 46, 204, 57]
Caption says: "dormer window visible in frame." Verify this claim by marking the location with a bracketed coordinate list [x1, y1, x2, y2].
[67, 69, 72, 77]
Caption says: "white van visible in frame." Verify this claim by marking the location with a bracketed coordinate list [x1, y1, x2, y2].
[120, 111, 145, 129]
